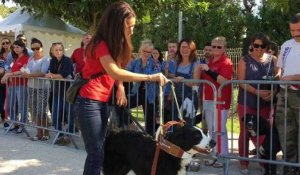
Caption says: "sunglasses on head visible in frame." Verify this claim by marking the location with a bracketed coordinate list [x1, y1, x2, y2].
[142, 49, 151, 54]
[52, 42, 63, 46]
[31, 47, 41, 51]
[253, 43, 267, 49]
[2, 42, 10, 45]
[212, 45, 223, 49]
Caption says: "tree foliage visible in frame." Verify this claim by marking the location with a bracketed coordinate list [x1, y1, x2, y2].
[0, 4, 16, 18]
[1, 0, 299, 51]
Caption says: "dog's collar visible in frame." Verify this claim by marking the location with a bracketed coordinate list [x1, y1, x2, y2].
[158, 137, 193, 159]
[151, 137, 192, 175]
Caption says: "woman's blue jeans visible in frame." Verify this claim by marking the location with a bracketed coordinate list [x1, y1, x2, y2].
[8, 85, 28, 123]
[74, 96, 108, 175]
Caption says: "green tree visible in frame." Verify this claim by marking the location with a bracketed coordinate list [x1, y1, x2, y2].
[2, 0, 298, 50]
[0, 4, 16, 18]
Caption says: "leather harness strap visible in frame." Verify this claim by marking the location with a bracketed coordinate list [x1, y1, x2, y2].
[151, 120, 186, 175]
[151, 143, 161, 175]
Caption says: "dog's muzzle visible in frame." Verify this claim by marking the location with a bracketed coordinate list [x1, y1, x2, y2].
[247, 121, 254, 130]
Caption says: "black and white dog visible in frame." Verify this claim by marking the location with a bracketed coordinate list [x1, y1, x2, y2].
[102, 125, 215, 175]
[243, 114, 281, 175]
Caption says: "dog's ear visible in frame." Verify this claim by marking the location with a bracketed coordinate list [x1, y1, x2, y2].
[195, 113, 202, 125]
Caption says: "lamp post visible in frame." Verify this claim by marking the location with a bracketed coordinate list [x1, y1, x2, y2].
[178, 11, 183, 42]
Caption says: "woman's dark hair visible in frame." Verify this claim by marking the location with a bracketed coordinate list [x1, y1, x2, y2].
[176, 38, 197, 65]
[12, 40, 28, 59]
[268, 41, 279, 57]
[152, 47, 163, 64]
[87, 1, 136, 67]
[31, 38, 43, 47]
[0, 38, 12, 58]
[250, 32, 270, 47]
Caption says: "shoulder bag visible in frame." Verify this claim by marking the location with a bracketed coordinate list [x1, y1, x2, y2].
[66, 71, 105, 104]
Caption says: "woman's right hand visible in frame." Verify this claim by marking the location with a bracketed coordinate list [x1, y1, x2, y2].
[151, 73, 169, 86]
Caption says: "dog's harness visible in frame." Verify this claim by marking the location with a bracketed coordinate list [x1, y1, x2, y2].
[151, 120, 192, 175]
[150, 82, 196, 175]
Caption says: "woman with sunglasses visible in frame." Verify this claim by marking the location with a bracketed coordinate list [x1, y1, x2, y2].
[0, 38, 12, 126]
[126, 39, 161, 136]
[196, 36, 233, 168]
[1, 40, 29, 133]
[23, 38, 50, 141]
[237, 33, 279, 174]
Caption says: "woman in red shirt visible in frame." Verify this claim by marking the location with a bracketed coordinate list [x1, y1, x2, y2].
[74, 2, 168, 175]
[196, 36, 233, 168]
[1, 40, 29, 133]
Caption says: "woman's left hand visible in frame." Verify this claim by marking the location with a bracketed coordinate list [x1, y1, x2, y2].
[1, 75, 8, 84]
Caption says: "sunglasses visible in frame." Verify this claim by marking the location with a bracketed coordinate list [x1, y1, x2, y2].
[31, 47, 41, 51]
[253, 43, 267, 49]
[212, 45, 223, 49]
[2, 42, 10, 45]
[143, 50, 152, 54]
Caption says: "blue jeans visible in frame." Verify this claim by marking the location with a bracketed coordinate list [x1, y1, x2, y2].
[8, 86, 28, 123]
[51, 93, 74, 133]
[74, 96, 108, 175]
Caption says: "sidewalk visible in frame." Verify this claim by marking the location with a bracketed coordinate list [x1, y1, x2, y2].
[0, 125, 264, 175]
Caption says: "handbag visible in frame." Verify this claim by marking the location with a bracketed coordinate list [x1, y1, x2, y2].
[66, 71, 105, 104]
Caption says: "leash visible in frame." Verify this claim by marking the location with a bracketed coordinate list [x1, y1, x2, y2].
[151, 82, 188, 175]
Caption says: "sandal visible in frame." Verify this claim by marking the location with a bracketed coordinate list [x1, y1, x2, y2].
[204, 159, 223, 168]
[212, 161, 223, 168]
[41, 136, 50, 141]
[240, 165, 249, 175]
[31, 136, 42, 141]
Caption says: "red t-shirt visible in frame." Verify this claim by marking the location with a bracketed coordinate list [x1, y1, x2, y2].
[79, 41, 115, 102]
[71, 47, 85, 73]
[202, 54, 233, 109]
[11, 54, 29, 86]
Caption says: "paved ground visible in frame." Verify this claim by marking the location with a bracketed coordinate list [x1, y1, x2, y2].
[0, 124, 267, 175]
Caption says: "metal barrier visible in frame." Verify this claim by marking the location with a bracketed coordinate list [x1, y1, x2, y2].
[4, 74, 300, 174]
[4, 76, 79, 148]
[218, 80, 300, 175]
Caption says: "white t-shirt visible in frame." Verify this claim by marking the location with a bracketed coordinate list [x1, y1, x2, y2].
[26, 56, 50, 89]
[277, 39, 300, 77]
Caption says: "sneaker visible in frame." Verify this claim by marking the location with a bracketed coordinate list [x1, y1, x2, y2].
[30, 136, 42, 141]
[240, 168, 249, 175]
[16, 126, 24, 134]
[9, 125, 19, 131]
[3, 122, 9, 128]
